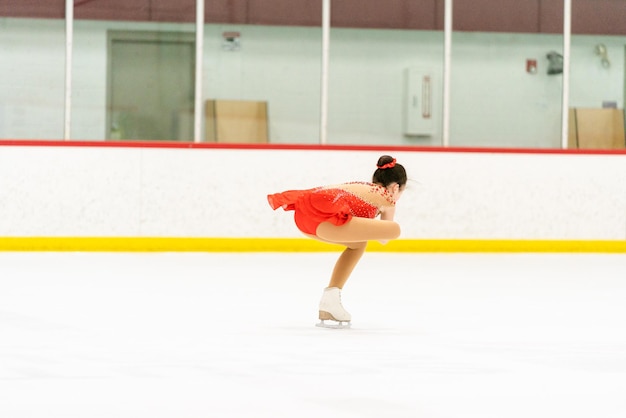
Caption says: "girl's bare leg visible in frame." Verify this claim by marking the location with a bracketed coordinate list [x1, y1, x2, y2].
[313, 218, 401, 288]
[328, 242, 367, 289]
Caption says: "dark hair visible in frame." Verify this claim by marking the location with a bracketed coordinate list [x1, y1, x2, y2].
[372, 155, 407, 188]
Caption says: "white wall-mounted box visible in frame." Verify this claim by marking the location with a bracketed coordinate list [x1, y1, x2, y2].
[404, 67, 434, 136]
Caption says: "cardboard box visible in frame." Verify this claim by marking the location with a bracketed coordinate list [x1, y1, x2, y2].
[569, 108, 625, 149]
[205, 100, 269, 143]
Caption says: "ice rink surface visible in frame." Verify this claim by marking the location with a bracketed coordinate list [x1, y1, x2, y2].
[1, 251, 625, 418]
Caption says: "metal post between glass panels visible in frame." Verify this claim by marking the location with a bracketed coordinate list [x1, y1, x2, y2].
[443, 0, 453, 147]
[320, 0, 331, 145]
[194, 0, 205, 143]
[561, 0, 572, 149]
[64, 0, 73, 140]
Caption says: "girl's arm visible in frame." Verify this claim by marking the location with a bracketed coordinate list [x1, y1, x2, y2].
[377, 206, 397, 244]
[380, 205, 396, 221]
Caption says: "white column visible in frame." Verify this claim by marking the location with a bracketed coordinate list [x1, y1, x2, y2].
[561, 0, 571, 149]
[64, 0, 74, 140]
[194, 0, 205, 143]
[320, 0, 331, 145]
[442, 0, 453, 147]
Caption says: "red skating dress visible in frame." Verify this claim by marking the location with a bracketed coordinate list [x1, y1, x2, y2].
[267, 182, 395, 236]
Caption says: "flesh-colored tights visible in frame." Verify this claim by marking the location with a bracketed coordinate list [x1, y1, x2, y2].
[309, 217, 401, 289]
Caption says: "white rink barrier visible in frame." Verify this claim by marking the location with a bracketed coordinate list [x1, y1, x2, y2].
[0, 141, 625, 252]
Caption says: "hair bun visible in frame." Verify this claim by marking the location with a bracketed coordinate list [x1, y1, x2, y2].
[377, 155, 396, 169]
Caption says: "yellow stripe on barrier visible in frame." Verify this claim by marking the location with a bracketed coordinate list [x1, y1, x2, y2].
[0, 237, 625, 253]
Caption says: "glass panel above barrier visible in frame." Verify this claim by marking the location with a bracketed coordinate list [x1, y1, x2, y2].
[6, 0, 624, 149]
[202, 24, 322, 145]
[0, 17, 66, 140]
[568, 35, 626, 150]
[325, 27, 445, 146]
[71, 0, 197, 142]
[568, 0, 626, 151]
[448, 31, 564, 148]
[447, 0, 565, 149]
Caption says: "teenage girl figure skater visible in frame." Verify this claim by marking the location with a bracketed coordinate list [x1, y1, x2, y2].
[267, 155, 407, 328]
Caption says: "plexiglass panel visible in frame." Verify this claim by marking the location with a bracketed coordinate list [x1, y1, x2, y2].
[568, 0, 626, 150]
[71, 0, 197, 141]
[203, 24, 322, 144]
[0, 17, 66, 140]
[326, 28, 444, 146]
[449, 31, 564, 148]
[3, 1, 624, 148]
[449, 0, 565, 149]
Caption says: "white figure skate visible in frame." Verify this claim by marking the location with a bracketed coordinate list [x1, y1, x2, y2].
[316, 287, 352, 329]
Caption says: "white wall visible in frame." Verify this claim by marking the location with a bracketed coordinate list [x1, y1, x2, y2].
[1, 144, 625, 241]
[1, 17, 624, 147]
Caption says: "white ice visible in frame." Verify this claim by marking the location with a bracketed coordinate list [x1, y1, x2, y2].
[1, 252, 626, 418]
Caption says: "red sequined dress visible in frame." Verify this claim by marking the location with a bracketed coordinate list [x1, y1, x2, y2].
[267, 181, 395, 236]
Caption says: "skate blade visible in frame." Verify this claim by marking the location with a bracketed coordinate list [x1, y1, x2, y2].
[316, 319, 351, 329]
